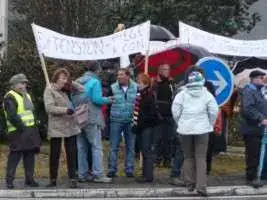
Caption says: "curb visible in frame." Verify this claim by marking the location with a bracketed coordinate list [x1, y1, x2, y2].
[0, 186, 267, 198]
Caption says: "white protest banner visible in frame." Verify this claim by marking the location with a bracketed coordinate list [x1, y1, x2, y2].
[179, 21, 267, 57]
[120, 56, 131, 68]
[32, 21, 150, 60]
[141, 39, 178, 56]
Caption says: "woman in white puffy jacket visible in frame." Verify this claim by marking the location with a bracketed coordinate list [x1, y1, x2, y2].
[172, 70, 219, 196]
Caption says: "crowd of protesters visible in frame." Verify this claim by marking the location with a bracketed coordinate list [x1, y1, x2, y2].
[2, 60, 267, 197]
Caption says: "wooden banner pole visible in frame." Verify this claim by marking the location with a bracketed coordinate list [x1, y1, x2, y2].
[144, 24, 150, 75]
[144, 52, 149, 74]
[39, 53, 67, 161]
[39, 53, 51, 87]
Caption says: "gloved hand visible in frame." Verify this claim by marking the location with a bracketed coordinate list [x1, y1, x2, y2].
[67, 108, 74, 115]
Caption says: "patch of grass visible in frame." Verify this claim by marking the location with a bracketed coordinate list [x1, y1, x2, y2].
[211, 154, 245, 176]
[104, 141, 245, 177]
[0, 142, 245, 179]
[0, 146, 68, 178]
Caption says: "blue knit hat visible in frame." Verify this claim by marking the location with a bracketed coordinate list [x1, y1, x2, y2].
[188, 71, 204, 83]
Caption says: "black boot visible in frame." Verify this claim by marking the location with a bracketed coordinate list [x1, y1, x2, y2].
[6, 182, 14, 189]
[46, 180, 56, 187]
[25, 180, 39, 187]
[247, 180, 264, 188]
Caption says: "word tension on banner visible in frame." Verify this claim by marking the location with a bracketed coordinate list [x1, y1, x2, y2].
[32, 21, 150, 60]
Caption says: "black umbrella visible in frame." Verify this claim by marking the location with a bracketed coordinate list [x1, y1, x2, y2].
[177, 43, 212, 58]
[233, 57, 267, 87]
[233, 57, 267, 75]
[150, 25, 176, 42]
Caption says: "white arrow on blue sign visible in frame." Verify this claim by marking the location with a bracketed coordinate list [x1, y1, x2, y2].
[196, 57, 234, 106]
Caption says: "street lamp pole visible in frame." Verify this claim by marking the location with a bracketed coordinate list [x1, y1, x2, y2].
[0, 0, 8, 59]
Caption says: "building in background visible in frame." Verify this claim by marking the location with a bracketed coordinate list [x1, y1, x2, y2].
[235, 0, 267, 40]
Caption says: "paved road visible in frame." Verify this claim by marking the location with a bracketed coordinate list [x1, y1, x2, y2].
[7, 195, 267, 200]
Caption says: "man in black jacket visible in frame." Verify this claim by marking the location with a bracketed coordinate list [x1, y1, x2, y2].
[241, 70, 267, 188]
[154, 64, 178, 168]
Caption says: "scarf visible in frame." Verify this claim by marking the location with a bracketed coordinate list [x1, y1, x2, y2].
[23, 93, 34, 111]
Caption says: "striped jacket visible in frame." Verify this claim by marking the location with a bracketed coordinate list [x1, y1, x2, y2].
[132, 86, 157, 134]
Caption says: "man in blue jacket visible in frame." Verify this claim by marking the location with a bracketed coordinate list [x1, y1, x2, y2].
[107, 68, 137, 177]
[72, 62, 113, 183]
[241, 70, 267, 188]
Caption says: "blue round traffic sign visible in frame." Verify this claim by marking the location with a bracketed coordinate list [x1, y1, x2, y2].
[196, 57, 234, 106]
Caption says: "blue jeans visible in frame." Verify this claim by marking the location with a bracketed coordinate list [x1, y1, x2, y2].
[109, 122, 135, 174]
[77, 124, 104, 179]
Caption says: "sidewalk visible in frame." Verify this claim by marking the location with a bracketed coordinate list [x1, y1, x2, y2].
[0, 145, 248, 198]
[1, 184, 267, 198]
[0, 173, 252, 198]
[0, 173, 246, 189]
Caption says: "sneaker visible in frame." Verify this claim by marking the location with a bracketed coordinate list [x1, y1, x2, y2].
[126, 172, 134, 178]
[170, 178, 186, 187]
[93, 176, 112, 183]
[6, 183, 14, 189]
[78, 176, 94, 183]
[25, 181, 39, 187]
[107, 172, 117, 178]
[187, 184, 195, 192]
[197, 189, 208, 197]
[78, 178, 88, 183]
[247, 180, 264, 189]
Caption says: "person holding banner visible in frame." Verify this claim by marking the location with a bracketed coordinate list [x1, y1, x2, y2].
[44, 68, 80, 188]
[4, 74, 42, 189]
[108, 68, 137, 178]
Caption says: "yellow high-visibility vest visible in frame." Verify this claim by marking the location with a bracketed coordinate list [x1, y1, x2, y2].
[4, 90, 35, 133]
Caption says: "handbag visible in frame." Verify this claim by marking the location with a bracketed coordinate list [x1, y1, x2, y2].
[75, 103, 90, 128]
[214, 110, 223, 135]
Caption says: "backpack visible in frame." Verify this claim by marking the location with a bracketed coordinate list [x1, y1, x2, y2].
[74, 103, 90, 129]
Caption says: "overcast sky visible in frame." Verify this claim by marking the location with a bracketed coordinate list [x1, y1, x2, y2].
[235, 0, 267, 40]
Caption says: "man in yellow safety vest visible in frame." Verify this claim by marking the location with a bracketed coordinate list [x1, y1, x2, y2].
[3, 74, 41, 189]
